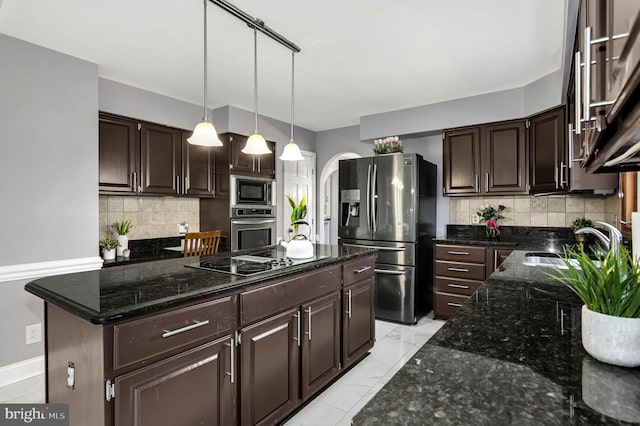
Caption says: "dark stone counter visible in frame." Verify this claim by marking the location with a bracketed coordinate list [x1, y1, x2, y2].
[25, 244, 374, 324]
[353, 249, 640, 425]
[434, 224, 577, 250]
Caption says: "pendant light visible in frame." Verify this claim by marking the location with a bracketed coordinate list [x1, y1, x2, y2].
[187, 0, 223, 147]
[280, 51, 304, 161]
[242, 25, 272, 155]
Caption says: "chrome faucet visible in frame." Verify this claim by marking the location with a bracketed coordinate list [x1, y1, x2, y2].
[574, 221, 623, 256]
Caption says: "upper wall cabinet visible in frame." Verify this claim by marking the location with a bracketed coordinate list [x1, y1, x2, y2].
[443, 120, 527, 196]
[229, 135, 276, 179]
[529, 107, 565, 193]
[99, 113, 225, 197]
[99, 114, 139, 193]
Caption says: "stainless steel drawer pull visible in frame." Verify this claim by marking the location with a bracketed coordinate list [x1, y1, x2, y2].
[447, 302, 463, 307]
[305, 307, 312, 341]
[162, 320, 210, 338]
[447, 267, 469, 272]
[225, 337, 235, 383]
[293, 311, 301, 347]
[448, 284, 470, 289]
[374, 269, 405, 275]
[447, 251, 470, 255]
[355, 266, 372, 274]
[346, 289, 352, 319]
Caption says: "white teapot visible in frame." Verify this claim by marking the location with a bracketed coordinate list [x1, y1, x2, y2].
[280, 220, 314, 259]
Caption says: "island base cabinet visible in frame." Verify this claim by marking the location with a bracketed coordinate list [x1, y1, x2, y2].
[342, 278, 375, 369]
[240, 308, 300, 426]
[115, 336, 234, 426]
[301, 292, 341, 401]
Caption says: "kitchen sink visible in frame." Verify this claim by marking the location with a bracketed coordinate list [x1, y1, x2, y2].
[522, 252, 601, 270]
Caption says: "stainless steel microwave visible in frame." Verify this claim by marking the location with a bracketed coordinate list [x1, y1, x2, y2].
[230, 175, 276, 207]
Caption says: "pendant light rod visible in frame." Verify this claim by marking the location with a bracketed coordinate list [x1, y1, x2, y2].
[290, 51, 294, 141]
[253, 27, 259, 133]
[202, 0, 208, 120]
[209, 0, 301, 53]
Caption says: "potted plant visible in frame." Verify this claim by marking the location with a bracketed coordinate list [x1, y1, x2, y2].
[373, 136, 403, 155]
[111, 219, 133, 256]
[570, 217, 593, 243]
[549, 247, 640, 367]
[476, 204, 506, 239]
[285, 194, 307, 235]
[99, 238, 120, 260]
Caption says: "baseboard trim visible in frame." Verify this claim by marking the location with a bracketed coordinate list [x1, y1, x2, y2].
[0, 356, 44, 388]
[0, 256, 103, 283]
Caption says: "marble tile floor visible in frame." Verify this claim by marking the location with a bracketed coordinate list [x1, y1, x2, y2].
[284, 313, 445, 426]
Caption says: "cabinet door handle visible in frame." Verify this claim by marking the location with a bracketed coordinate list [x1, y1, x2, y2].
[494, 250, 499, 271]
[132, 172, 138, 192]
[225, 337, 235, 383]
[447, 267, 469, 273]
[355, 266, 371, 274]
[184, 176, 188, 193]
[162, 320, 209, 338]
[447, 302, 463, 308]
[305, 307, 312, 341]
[560, 162, 567, 188]
[475, 174, 479, 193]
[346, 289, 352, 318]
[485, 173, 489, 192]
[293, 311, 301, 347]
[574, 51, 582, 135]
[584, 27, 592, 122]
[447, 283, 469, 289]
[176, 176, 180, 194]
[447, 251, 469, 256]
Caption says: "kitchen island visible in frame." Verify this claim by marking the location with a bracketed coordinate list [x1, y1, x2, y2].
[353, 249, 640, 425]
[25, 244, 377, 426]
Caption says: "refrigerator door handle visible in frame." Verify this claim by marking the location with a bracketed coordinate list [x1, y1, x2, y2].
[371, 163, 378, 233]
[366, 165, 371, 230]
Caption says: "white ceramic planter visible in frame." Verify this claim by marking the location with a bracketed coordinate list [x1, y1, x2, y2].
[116, 235, 128, 256]
[581, 305, 640, 367]
[103, 248, 116, 260]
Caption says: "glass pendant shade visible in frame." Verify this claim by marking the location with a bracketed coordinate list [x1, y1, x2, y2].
[279, 140, 304, 161]
[188, 120, 223, 146]
[242, 132, 272, 155]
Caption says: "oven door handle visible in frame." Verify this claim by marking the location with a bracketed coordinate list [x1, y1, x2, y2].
[231, 219, 276, 225]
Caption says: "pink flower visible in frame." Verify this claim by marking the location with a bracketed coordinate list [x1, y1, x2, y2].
[486, 220, 499, 229]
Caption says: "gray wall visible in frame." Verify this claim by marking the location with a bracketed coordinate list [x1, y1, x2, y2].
[0, 34, 99, 366]
[523, 70, 563, 116]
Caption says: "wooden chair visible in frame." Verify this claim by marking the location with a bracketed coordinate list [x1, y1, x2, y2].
[183, 230, 221, 257]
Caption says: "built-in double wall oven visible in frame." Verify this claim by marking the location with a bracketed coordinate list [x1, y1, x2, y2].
[230, 175, 277, 251]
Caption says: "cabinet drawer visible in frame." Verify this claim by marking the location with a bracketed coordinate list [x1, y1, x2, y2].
[343, 255, 375, 286]
[240, 265, 341, 325]
[113, 296, 235, 370]
[435, 260, 485, 281]
[434, 292, 469, 319]
[435, 244, 486, 263]
[434, 276, 483, 296]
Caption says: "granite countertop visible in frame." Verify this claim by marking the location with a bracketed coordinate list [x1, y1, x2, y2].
[25, 244, 374, 324]
[353, 250, 640, 425]
[434, 224, 578, 250]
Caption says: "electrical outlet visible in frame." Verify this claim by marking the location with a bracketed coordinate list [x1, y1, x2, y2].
[472, 213, 480, 224]
[26, 323, 42, 345]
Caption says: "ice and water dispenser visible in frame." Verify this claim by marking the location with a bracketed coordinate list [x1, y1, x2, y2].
[340, 189, 361, 227]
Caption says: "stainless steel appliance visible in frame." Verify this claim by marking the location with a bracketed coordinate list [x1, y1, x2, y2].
[338, 153, 436, 324]
[230, 175, 275, 206]
[230, 206, 276, 251]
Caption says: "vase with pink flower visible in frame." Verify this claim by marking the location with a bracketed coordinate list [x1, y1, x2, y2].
[373, 136, 403, 155]
[476, 204, 506, 240]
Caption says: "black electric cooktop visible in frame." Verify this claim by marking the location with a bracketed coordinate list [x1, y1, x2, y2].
[185, 250, 327, 276]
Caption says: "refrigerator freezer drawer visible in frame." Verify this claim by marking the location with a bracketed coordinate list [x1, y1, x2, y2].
[374, 265, 416, 324]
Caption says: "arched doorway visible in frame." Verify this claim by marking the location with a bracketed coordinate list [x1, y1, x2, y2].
[318, 152, 361, 244]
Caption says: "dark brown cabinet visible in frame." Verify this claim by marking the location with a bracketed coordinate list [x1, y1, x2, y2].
[229, 135, 276, 179]
[443, 127, 481, 195]
[342, 256, 375, 369]
[301, 292, 341, 401]
[434, 243, 513, 320]
[443, 121, 527, 196]
[99, 114, 139, 193]
[140, 122, 181, 195]
[99, 112, 226, 198]
[529, 107, 565, 193]
[115, 337, 234, 426]
[239, 308, 299, 426]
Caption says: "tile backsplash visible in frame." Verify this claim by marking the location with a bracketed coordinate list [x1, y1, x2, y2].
[449, 194, 620, 227]
[99, 196, 200, 241]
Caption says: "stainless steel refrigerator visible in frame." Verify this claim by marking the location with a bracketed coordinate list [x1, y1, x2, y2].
[338, 153, 436, 324]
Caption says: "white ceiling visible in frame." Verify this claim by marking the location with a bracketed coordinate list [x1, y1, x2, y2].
[0, 0, 566, 132]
